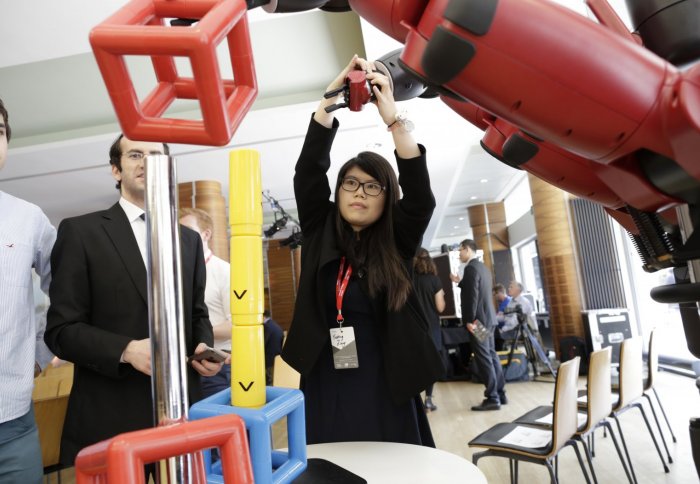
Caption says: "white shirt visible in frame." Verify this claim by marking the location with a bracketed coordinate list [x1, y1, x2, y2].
[204, 250, 232, 350]
[119, 197, 146, 265]
[502, 294, 537, 332]
[0, 191, 56, 423]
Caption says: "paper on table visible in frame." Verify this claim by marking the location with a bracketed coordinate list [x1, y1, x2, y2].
[535, 412, 588, 427]
[498, 426, 551, 448]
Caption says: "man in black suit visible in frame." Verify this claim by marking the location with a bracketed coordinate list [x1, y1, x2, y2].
[453, 239, 506, 411]
[45, 134, 223, 465]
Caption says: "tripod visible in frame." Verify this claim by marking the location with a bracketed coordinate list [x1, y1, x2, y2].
[504, 312, 556, 379]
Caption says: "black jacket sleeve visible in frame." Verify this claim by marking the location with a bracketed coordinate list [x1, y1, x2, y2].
[294, 115, 339, 235]
[45, 219, 132, 378]
[188, 230, 214, 349]
[393, 145, 436, 260]
[459, 263, 480, 324]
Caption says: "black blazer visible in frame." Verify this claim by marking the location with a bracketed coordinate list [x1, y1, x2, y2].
[281, 116, 444, 404]
[458, 258, 497, 330]
[45, 202, 213, 465]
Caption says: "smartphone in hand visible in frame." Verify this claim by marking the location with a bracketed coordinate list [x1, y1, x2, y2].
[188, 346, 228, 364]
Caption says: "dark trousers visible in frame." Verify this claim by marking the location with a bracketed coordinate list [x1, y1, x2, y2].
[201, 363, 231, 398]
[0, 408, 42, 484]
[471, 329, 506, 401]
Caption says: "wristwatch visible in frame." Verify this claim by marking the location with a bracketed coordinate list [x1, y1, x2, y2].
[387, 110, 415, 133]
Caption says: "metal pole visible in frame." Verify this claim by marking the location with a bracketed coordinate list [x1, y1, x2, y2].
[144, 154, 192, 483]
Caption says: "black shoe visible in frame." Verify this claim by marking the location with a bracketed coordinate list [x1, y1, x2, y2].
[471, 399, 501, 411]
[499, 394, 508, 405]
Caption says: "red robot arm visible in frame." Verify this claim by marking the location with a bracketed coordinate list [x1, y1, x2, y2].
[344, 0, 700, 361]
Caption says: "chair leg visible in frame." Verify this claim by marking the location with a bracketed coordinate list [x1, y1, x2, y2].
[643, 393, 673, 464]
[578, 436, 598, 484]
[514, 459, 519, 484]
[633, 402, 670, 473]
[545, 459, 559, 484]
[602, 420, 634, 484]
[613, 414, 638, 484]
[653, 387, 677, 443]
[590, 432, 595, 457]
[508, 459, 513, 484]
[569, 440, 592, 484]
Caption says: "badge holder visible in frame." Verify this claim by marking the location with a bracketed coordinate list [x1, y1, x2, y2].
[332, 257, 359, 369]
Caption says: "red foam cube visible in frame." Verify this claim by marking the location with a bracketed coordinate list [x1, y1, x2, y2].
[90, 0, 257, 146]
[75, 414, 253, 483]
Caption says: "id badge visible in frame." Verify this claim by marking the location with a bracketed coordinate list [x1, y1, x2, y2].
[330, 326, 359, 369]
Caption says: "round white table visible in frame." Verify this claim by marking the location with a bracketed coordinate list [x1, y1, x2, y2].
[301, 441, 487, 484]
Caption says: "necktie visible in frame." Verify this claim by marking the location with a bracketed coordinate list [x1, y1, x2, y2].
[139, 213, 145, 221]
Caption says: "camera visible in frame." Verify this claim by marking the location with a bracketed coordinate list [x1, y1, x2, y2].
[503, 304, 523, 315]
[503, 304, 526, 324]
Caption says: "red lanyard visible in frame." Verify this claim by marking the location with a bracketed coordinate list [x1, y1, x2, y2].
[335, 257, 353, 326]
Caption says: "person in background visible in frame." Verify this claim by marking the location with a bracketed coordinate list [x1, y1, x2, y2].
[453, 239, 506, 411]
[413, 248, 446, 412]
[0, 96, 56, 484]
[281, 55, 443, 445]
[493, 283, 512, 351]
[263, 310, 284, 385]
[500, 280, 540, 344]
[45, 134, 221, 467]
[504, 281, 537, 331]
[180, 207, 232, 397]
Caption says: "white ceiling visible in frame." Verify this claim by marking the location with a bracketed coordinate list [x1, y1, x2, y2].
[0, 0, 630, 249]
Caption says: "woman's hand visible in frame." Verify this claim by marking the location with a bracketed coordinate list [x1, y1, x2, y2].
[325, 55, 373, 98]
[367, 71, 398, 127]
[368, 69, 419, 158]
[315, 55, 373, 128]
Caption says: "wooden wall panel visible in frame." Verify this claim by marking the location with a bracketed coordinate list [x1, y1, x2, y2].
[468, 202, 511, 280]
[266, 240, 298, 331]
[528, 173, 584, 356]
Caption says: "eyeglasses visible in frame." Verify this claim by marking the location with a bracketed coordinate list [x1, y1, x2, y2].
[123, 151, 162, 161]
[341, 177, 385, 197]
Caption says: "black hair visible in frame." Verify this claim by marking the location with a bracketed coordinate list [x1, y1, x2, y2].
[414, 247, 438, 275]
[0, 97, 11, 142]
[460, 238, 477, 252]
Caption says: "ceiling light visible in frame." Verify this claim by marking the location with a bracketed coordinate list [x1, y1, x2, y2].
[470, 196, 478, 200]
[458, 217, 464, 221]
[480, 178, 488, 183]
[453, 225, 459, 229]
[449, 233, 455, 236]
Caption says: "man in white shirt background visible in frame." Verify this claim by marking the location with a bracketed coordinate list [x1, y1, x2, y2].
[180, 207, 232, 397]
[501, 281, 538, 336]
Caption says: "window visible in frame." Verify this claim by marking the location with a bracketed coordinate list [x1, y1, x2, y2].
[511, 237, 546, 313]
[617, 226, 696, 363]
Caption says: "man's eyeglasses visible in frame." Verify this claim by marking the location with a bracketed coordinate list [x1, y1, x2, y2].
[341, 177, 385, 197]
[123, 151, 161, 161]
